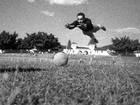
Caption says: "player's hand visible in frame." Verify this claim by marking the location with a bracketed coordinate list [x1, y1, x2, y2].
[65, 23, 70, 28]
[77, 24, 82, 27]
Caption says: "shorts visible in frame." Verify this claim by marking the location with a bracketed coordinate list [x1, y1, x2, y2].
[82, 25, 100, 36]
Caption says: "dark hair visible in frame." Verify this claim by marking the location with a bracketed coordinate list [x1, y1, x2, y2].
[77, 12, 85, 18]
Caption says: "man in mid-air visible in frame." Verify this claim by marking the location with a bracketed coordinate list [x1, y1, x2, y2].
[65, 12, 106, 46]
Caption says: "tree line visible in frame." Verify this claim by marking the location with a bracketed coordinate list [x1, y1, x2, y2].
[110, 36, 140, 56]
[0, 30, 140, 55]
[0, 31, 63, 53]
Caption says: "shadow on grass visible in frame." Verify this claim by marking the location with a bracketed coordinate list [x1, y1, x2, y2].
[0, 67, 45, 73]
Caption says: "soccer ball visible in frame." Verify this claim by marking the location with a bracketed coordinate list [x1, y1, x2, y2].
[53, 52, 68, 66]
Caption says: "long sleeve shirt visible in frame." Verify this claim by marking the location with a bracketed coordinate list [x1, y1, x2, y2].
[68, 18, 95, 32]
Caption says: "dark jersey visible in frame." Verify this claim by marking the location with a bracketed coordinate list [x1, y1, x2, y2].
[69, 18, 94, 32]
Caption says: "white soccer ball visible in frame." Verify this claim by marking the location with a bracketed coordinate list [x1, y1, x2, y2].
[53, 52, 68, 66]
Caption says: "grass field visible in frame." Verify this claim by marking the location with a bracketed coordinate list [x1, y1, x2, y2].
[0, 53, 140, 105]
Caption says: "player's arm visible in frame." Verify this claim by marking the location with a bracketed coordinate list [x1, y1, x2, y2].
[65, 21, 77, 29]
[77, 23, 87, 27]
[77, 19, 92, 29]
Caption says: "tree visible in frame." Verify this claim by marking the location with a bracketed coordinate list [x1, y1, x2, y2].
[0, 31, 18, 50]
[16, 38, 23, 50]
[110, 36, 140, 55]
[20, 32, 62, 52]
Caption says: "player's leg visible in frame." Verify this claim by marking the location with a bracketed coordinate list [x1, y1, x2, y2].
[93, 24, 106, 32]
[83, 31, 99, 44]
[98, 24, 106, 31]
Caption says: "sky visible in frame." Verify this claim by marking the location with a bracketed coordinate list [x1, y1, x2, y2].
[0, 0, 140, 47]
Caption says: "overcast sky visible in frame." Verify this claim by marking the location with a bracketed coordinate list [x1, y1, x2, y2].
[0, 0, 140, 46]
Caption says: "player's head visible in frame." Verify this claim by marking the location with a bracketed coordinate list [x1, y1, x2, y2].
[77, 12, 85, 23]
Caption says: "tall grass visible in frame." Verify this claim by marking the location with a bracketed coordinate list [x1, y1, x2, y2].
[0, 54, 140, 105]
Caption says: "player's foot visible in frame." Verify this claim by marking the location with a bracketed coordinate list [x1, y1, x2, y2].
[95, 44, 97, 48]
[101, 25, 106, 31]
[94, 38, 99, 43]
[88, 36, 99, 45]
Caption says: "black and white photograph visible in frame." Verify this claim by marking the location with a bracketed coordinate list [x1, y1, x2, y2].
[0, 0, 140, 105]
